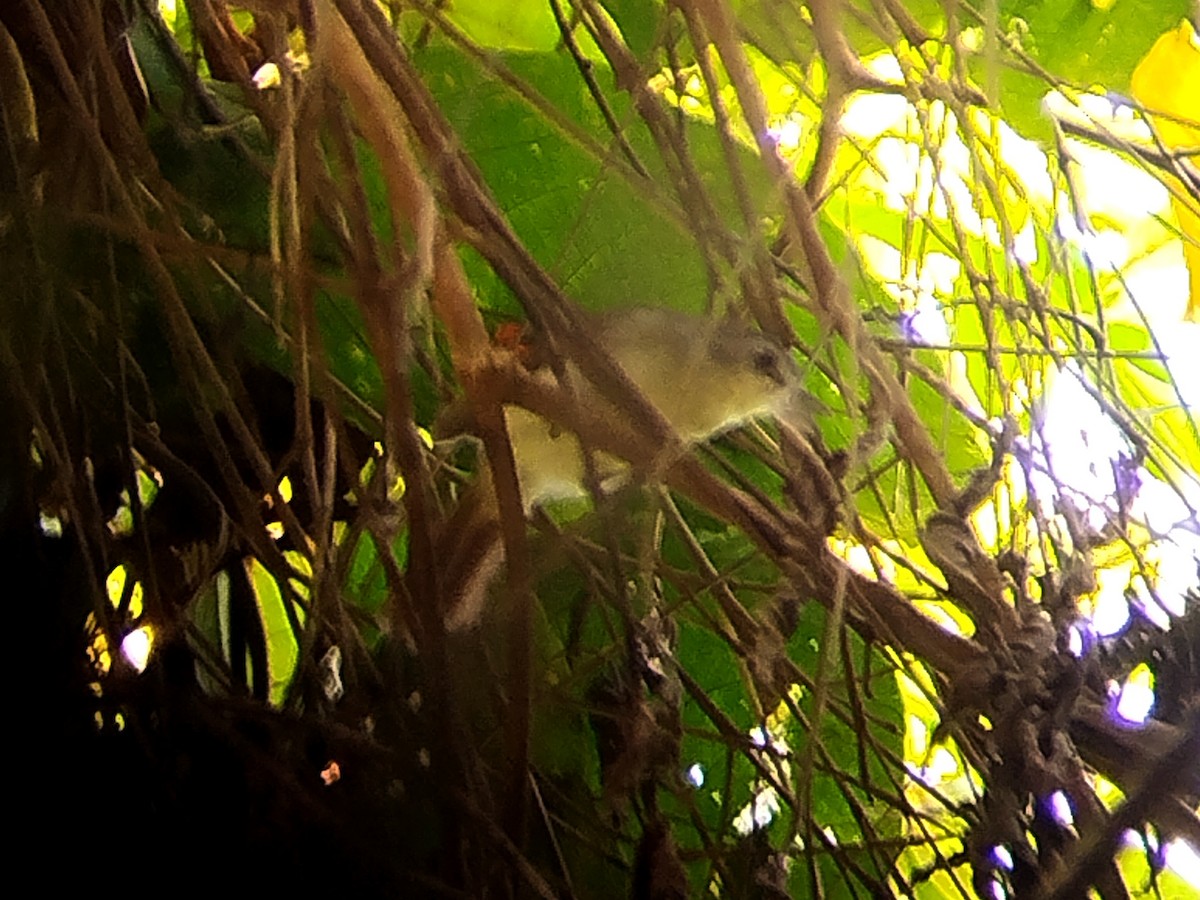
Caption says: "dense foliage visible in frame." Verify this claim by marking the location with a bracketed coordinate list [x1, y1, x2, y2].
[3, 1, 1198, 897]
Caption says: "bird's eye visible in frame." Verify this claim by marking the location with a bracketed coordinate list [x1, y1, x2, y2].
[751, 347, 784, 383]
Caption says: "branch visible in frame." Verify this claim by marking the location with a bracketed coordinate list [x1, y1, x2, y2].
[1042, 709, 1200, 900]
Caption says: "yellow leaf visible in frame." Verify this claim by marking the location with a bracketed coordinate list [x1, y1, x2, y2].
[1131, 20, 1200, 321]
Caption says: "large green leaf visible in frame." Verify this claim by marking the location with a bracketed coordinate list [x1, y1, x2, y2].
[413, 42, 786, 316]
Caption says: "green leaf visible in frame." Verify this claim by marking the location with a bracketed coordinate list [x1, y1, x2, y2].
[413, 44, 782, 314]
[247, 558, 299, 706]
[982, 0, 1193, 142]
[442, 0, 561, 51]
[602, 0, 665, 59]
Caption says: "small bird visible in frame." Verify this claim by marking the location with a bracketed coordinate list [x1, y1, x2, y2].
[430, 306, 809, 629]
[503, 307, 805, 506]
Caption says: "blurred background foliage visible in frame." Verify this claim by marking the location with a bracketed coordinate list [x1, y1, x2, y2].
[2, 0, 1198, 897]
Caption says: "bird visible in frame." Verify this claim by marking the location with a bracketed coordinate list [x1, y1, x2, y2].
[426, 306, 811, 631]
